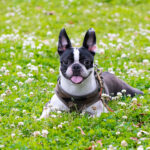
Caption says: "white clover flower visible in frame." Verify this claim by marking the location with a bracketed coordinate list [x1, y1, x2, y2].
[137, 145, 144, 150]
[127, 94, 131, 97]
[42, 40, 50, 45]
[17, 72, 26, 78]
[119, 122, 124, 127]
[108, 145, 116, 150]
[29, 52, 34, 58]
[146, 49, 150, 54]
[0, 98, 3, 102]
[32, 116, 37, 119]
[47, 82, 54, 86]
[145, 108, 149, 112]
[15, 116, 20, 119]
[53, 126, 56, 129]
[58, 124, 63, 128]
[16, 65, 22, 70]
[25, 78, 34, 84]
[1, 83, 6, 88]
[18, 81, 23, 86]
[38, 51, 44, 56]
[10, 124, 15, 128]
[33, 131, 41, 137]
[10, 52, 15, 57]
[12, 108, 19, 112]
[28, 73, 33, 77]
[127, 68, 138, 76]
[112, 97, 117, 100]
[118, 102, 126, 106]
[121, 140, 128, 147]
[42, 76, 47, 80]
[102, 93, 109, 97]
[28, 65, 38, 72]
[7, 61, 12, 66]
[121, 53, 127, 58]
[11, 133, 15, 138]
[1, 93, 6, 98]
[132, 97, 137, 104]
[137, 131, 142, 137]
[116, 131, 120, 135]
[122, 116, 127, 119]
[22, 110, 26, 113]
[4, 70, 9, 76]
[121, 89, 126, 93]
[31, 59, 36, 63]
[0, 66, 6, 72]
[5, 89, 12, 95]
[116, 43, 123, 50]
[30, 92, 34, 97]
[108, 68, 113, 72]
[18, 122, 24, 126]
[14, 98, 20, 102]
[12, 86, 17, 90]
[98, 48, 105, 54]
[139, 96, 144, 99]
[117, 92, 122, 97]
[143, 59, 149, 65]
[51, 114, 56, 118]
[60, 122, 65, 125]
[49, 68, 55, 73]
[0, 145, 5, 148]
[47, 31, 52, 35]
[57, 111, 62, 114]
[42, 130, 49, 137]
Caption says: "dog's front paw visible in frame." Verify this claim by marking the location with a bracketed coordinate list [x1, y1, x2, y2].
[39, 106, 51, 120]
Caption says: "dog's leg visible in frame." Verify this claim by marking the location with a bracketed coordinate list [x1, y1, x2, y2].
[82, 100, 108, 117]
[40, 94, 69, 119]
[102, 72, 143, 97]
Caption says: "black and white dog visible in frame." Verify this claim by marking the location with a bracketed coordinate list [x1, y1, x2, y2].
[40, 28, 143, 119]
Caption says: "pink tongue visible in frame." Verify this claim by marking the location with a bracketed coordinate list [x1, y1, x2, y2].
[71, 76, 83, 84]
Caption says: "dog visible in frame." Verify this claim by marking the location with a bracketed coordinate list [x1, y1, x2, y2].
[40, 28, 143, 119]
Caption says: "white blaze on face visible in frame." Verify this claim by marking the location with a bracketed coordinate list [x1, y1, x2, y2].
[73, 48, 80, 63]
[71, 48, 83, 84]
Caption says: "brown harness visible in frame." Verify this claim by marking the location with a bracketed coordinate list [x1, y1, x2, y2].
[55, 66, 113, 113]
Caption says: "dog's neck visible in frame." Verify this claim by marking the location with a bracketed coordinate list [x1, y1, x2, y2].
[60, 70, 97, 96]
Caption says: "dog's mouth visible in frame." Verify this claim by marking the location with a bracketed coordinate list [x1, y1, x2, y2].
[70, 76, 83, 84]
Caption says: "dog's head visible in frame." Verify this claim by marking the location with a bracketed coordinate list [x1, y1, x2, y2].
[58, 28, 97, 84]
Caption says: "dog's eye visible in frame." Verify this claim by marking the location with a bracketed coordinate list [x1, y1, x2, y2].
[84, 60, 91, 66]
[62, 60, 69, 65]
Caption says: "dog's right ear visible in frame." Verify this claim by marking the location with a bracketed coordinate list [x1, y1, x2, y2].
[58, 28, 72, 55]
[82, 28, 97, 54]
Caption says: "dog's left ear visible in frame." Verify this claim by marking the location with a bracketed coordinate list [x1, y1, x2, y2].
[82, 28, 97, 54]
[58, 28, 72, 55]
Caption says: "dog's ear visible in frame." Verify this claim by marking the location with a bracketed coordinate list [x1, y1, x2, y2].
[82, 28, 97, 54]
[58, 28, 72, 55]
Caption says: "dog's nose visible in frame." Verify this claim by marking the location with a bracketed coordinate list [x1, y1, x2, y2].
[72, 64, 81, 71]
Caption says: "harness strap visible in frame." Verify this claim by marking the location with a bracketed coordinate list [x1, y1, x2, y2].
[55, 80, 101, 112]
[94, 65, 114, 113]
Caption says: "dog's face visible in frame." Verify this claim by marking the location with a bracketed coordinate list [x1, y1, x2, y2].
[58, 28, 97, 84]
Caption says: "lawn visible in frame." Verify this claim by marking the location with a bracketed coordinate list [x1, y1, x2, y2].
[0, 0, 150, 149]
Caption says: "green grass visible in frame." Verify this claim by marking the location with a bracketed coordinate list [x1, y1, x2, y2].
[0, 0, 150, 149]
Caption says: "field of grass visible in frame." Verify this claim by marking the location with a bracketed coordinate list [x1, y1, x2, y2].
[0, 0, 150, 149]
